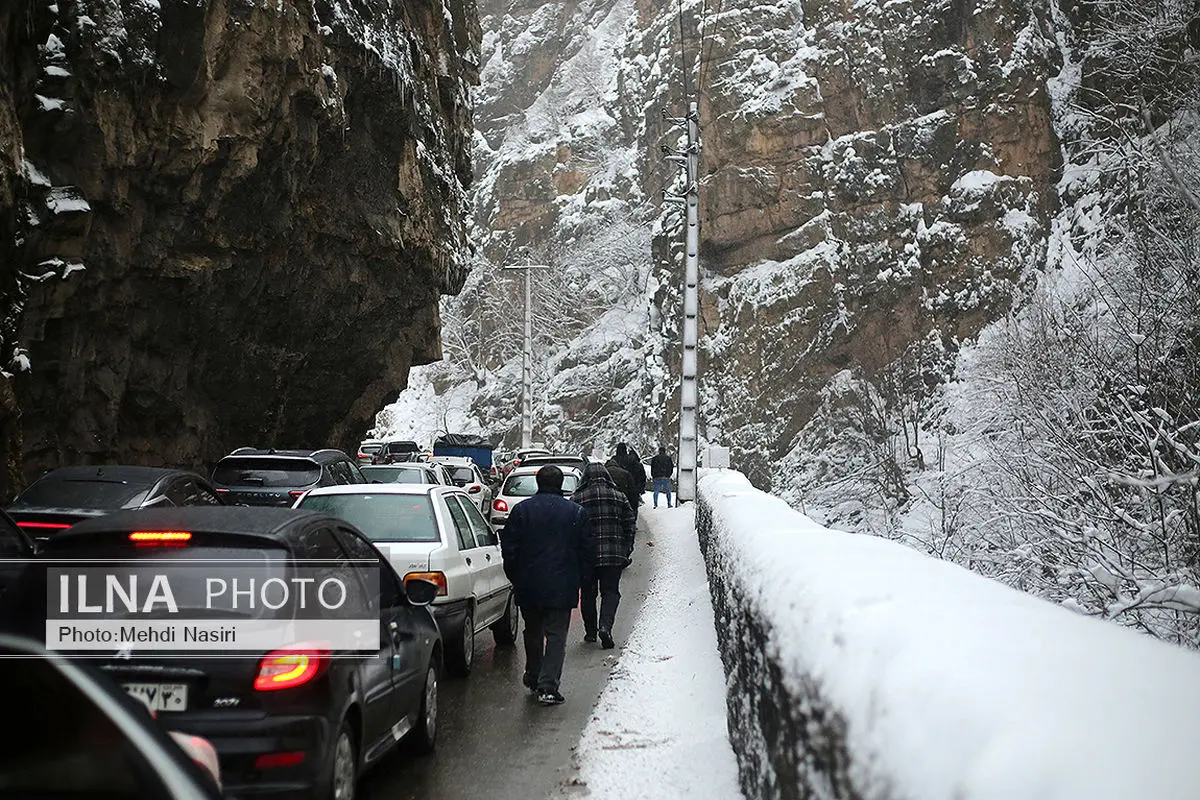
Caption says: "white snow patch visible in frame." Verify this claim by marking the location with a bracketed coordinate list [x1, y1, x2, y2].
[573, 505, 740, 798]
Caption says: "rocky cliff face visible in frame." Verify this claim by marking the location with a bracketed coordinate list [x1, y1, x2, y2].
[3, 0, 479, 486]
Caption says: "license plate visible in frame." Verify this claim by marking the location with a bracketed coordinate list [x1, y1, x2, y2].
[123, 682, 188, 712]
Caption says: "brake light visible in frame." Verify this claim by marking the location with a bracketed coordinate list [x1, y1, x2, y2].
[289, 490, 305, 499]
[404, 571, 448, 596]
[468, 485, 481, 494]
[255, 751, 307, 769]
[16, 521, 72, 530]
[493, 499, 508, 512]
[129, 531, 192, 545]
[214, 488, 230, 494]
[254, 646, 329, 691]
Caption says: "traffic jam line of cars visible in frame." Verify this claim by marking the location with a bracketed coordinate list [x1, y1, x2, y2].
[0, 443, 587, 799]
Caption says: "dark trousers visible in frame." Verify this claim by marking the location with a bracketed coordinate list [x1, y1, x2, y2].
[521, 606, 571, 693]
[581, 565, 623, 635]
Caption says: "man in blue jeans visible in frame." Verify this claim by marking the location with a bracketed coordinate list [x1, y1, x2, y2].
[650, 446, 675, 508]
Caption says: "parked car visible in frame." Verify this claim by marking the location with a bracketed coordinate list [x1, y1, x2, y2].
[0, 506, 442, 800]
[0, 633, 224, 798]
[427, 457, 493, 515]
[361, 463, 452, 486]
[490, 465, 583, 530]
[356, 439, 384, 467]
[7, 466, 224, 541]
[515, 453, 589, 473]
[0, 510, 35, 603]
[210, 448, 366, 506]
[372, 440, 423, 465]
[295, 484, 518, 677]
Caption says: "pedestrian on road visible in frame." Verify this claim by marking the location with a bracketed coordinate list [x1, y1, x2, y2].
[571, 463, 636, 649]
[605, 456, 639, 517]
[500, 465, 594, 706]
[651, 446, 675, 508]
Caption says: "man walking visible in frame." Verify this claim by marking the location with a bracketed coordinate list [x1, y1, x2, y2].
[501, 465, 593, 705]
[613, 442, 647, 518]
[571, 463, 636, 649]
[651, 445, 675, 508]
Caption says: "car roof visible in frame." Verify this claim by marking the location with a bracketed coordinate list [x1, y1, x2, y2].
[362, 462, 436, 470]
[506, 465, 583, 478]
[53, 507, 330, 541]
[302, 483, 454, 498]
[28, 466, 193, 486]
[218, 449, 349, 463]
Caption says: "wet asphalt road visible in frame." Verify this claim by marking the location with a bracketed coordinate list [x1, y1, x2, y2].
[363, 514, 660, 800]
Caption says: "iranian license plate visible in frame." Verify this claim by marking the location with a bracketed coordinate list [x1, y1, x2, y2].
[123, 682, 188, 712]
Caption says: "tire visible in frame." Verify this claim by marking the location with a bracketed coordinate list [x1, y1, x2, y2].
[327, 719, 357, 800]
[407, 660, 439, 754]
[491, 592, 519, 647]
[446, 607, 474, 677]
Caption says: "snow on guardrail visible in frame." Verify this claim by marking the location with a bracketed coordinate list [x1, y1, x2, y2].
[697, 469, 1200, 800]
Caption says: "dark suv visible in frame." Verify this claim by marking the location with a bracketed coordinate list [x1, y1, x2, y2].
[372, 441, 422, 465]
[211, 449, 366, 506]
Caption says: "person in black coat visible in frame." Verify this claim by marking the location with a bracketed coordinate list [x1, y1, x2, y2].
[650, 446, 675, 508]
[614, 443, 647, 518]
[571, 463, 636, 648]
[500, 465, 593, 705]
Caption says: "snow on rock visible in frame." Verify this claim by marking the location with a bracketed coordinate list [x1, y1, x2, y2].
[699, 469, 1200, 800]
[572, 504, 741, 799]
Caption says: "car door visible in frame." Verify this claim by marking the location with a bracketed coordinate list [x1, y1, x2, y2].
[442, 495, 489, 632]
[298, 523, 397, 754]
[452, 496, 507, 626]
[333, 526, 426, 745]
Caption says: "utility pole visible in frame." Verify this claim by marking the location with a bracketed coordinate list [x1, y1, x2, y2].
[502, 262, 552, 449]
[663, 102, 700, 503]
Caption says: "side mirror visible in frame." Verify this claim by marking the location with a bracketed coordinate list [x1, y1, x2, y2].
[405, 579, 439, 607]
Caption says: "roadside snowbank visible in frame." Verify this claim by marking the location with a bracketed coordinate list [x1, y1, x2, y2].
[572, 503, 741, 798]
[699, 469, 1200, 799]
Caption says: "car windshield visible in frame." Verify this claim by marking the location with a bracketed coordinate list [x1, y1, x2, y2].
[503, 474, 580, 497]
[362, 466, 430, 484]
[450, 467, 476, 484]
[212, 457, 321, 488]
[298, 493, 440, 543]
[10, 479, 149, 510]
[360, 444, 382, 454]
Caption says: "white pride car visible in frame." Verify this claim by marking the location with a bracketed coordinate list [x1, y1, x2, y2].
[294, 484, 518, 676]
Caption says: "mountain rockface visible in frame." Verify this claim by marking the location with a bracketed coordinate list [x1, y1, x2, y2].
[2, 0, 479, 490]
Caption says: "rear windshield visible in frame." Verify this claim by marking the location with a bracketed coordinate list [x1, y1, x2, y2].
[503, 474, 580, 497]
[298, 494, 440, 543]
[359, 444, 382, 454]
[383, 442, 419, 454]
[212, 457, 321, 488]
[11, 479, 149, 511]
[450, 467, 476, 484]
[362, 466, 431, 484]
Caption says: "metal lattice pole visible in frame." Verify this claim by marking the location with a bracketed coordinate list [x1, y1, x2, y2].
[521, 266, 533, 449]
[678, 101, 700, 502]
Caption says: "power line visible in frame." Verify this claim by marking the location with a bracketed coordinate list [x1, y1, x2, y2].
[678, 0, 691, 102]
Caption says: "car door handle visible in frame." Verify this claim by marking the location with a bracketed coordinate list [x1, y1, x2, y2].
[465, 557, 472, 565]
[485, 553, 492, 561]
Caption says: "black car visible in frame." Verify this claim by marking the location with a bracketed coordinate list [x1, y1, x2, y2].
[211, 449, 367, 506]
[0, 633, 223, 799]
[0, 506, 442, 800]
[7, 465, 225, 541]
[372, 441, 422, 465]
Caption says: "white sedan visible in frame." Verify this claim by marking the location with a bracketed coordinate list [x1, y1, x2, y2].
[294, 484, 518, 677]
[490, 465, 582, 529]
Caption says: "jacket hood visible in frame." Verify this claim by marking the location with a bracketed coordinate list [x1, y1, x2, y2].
[581, 462, 616, 488]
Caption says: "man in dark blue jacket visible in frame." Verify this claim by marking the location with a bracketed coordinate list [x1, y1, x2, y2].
[500, 465, 593, 705]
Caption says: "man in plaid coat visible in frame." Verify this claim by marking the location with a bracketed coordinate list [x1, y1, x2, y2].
[571, 462, 636, 649]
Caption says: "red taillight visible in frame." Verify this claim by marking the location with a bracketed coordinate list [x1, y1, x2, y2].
[214, 488, 230, 494]
[468, 485, 481, 494]
[255, 751, 306, 769]
[492, 498, 508, 512]
[16, 521, 72, 530]
[129, 531, 192, 545]
[289, 490, 305, 499]
[254, 646, 329, 691]
[404, 571, 448, 596]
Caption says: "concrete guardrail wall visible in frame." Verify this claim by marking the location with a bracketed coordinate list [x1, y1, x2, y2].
[696, 469, 1200, 800]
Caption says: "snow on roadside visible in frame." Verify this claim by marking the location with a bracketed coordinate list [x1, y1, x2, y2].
[571, 504, 741, 799]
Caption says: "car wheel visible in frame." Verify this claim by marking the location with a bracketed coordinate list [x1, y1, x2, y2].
[446, 608, 474, 677]
[329, 720, 357, 800]
[491, 592, 519, 647]
[407, 660, 439, 753]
